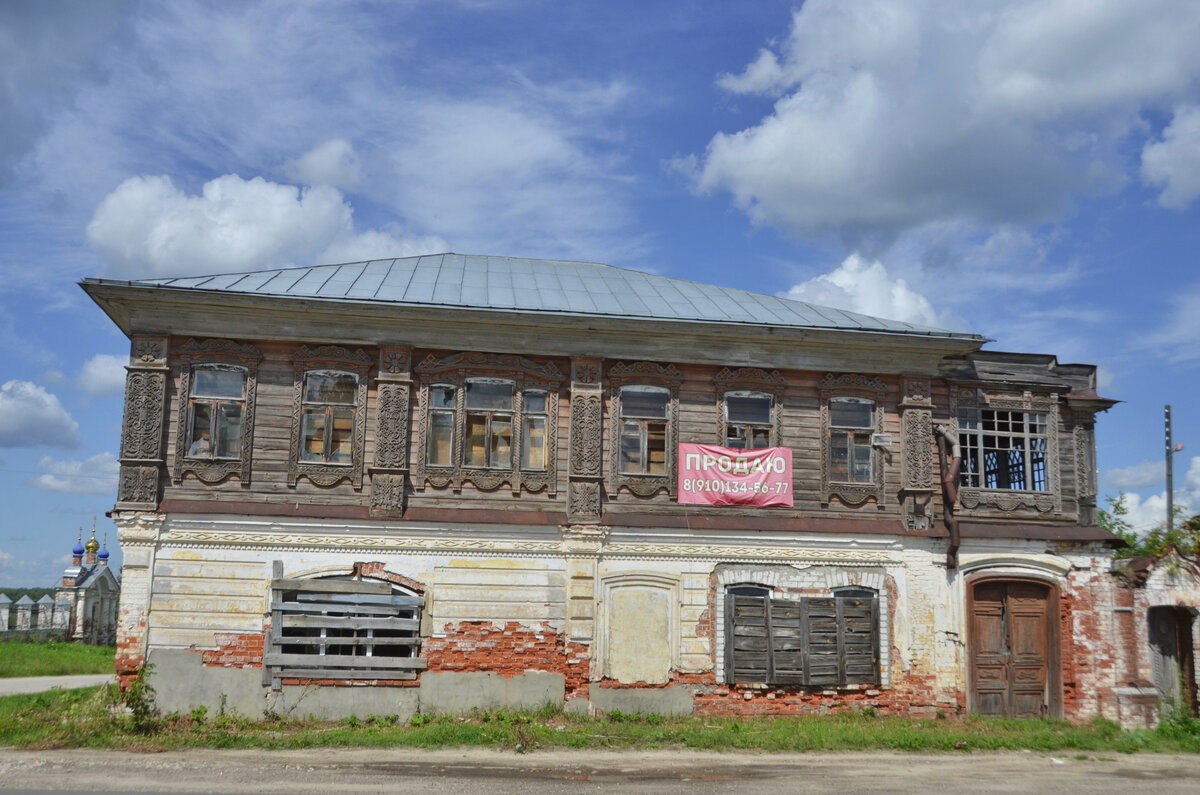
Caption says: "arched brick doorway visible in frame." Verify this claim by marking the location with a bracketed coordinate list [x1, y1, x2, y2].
[968, 578, 1061, 718]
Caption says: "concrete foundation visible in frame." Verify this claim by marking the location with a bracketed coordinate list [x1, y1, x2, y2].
[588, 685, 694, 716]
[147, 649, 264, 717]
[418, 671, 565, 714]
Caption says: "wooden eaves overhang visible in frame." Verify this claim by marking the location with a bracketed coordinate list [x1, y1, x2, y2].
[80, 279, 987, 375]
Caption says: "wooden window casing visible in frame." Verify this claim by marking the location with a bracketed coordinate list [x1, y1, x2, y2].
[171, 338, 262, 486]
[265, 577, 426, 686]
[713, 367, 785, 449]
[287, 345, 371, 489]
[819, 373, 887, 507]
[726, 591, 880, 687]
[413, 351, 562, 495]
[608, 361, 682, 498]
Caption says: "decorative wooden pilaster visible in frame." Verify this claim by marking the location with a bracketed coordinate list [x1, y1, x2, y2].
[370, 345, 413, 516]
[116, 335, 169, 510]
[899, 376, 935, 531]
[567, 357, 604, 524]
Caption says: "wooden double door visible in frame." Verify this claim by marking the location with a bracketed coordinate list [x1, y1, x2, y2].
[969, 580, 1058, 718]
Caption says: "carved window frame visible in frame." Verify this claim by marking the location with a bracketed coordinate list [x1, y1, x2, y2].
[819, 373, 887, 507]
[412, 352, 562, 495]
[608, 361, 681, 498]
[171, 338, 262, 486]
[714, 367, 785, 448]
[952, 388, 1060, 514]
[288, 346, 371, 489]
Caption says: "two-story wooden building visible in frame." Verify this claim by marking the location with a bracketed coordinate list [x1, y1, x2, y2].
[84, 253, 1146, 722]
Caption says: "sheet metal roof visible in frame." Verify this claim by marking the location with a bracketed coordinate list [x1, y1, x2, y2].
[118, 253, 978, 339]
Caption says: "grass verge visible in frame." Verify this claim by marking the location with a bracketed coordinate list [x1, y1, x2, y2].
[0, 642, 115, 678]
[3, 686, 1200, 754]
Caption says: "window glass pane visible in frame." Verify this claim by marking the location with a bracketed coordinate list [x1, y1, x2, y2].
[328, 407, 354, 464]
[619, 420, 643, 473]
[620, 386, 668, 418]
[491, 417, 512, 469]
[304, 372, 357, 405]
[428, 411, 453, 465]
[464, 414, 488, 467]
[749, 427, 771, 449]
[831, 398, 873, 428]
[851, 432, 873, 482]
[187, 403, 213, 457]
[522, 416, 546, 470]
[465, 380, 513, 411]
[523, 390, 547, 414]
[193, 368, 244, 398]
[215, 403, 242, 458]
[829, 431, 849, 480]
[300, 410, 326, 462]
[726, 394, 772, 424]
[431, 385, 456, 408]
[646, 421, 667, 474]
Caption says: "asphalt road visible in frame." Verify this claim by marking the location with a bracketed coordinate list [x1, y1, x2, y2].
[3, 748, 1200, 794]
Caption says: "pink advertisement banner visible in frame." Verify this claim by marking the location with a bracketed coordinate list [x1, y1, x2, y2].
[677, 443, 794, 507]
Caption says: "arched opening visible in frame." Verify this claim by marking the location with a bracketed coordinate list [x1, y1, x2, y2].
[967, 578, 1060, 718]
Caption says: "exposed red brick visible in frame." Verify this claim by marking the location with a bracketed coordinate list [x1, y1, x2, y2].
[425, 621, 591, 698]
[202, 632, 264, 669]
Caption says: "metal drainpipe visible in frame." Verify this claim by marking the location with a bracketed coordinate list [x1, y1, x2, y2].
[934, 425, 963, 569]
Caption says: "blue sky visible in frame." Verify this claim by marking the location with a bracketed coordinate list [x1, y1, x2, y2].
[2, 0, 1199, 585]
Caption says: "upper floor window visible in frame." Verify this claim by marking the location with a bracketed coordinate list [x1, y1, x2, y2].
[171, 338, 262, 487]
[300, 371, 358, 465]
[724, 391, 773, 449]
[619, 385, 669, 475]
[287, 345, 371, 489]
[185, 366, 246, 460]
[413, 351, 563, 495]
[958, 408, 1048, 491]
[829, 397, 874, 483]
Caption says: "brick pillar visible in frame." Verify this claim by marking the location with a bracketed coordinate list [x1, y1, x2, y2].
[370, 345, 412, 516]
[112, 514, 164, 680]
[563, 358, 605, 646]
[116, 335, 169, 509]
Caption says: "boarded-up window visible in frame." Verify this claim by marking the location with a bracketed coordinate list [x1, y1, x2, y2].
[265, 577, 427, 685]
[726, 591, 879, 687]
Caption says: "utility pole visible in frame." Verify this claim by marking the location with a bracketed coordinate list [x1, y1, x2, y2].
[1166, 404, 1185, 532]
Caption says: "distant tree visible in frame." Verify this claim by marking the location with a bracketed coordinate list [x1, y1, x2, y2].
[1103, 493, 1200, 558]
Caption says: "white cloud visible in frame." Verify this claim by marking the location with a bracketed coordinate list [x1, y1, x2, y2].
[77, 353, 127, 396]
[1142, 105, 1200, 210]
[1112, 456, 1200, 530]
[0, 380, 80, 449]
[42, 370, 65, 385]
[31, 452, 120, 496]
[282, 138, 362, 191]
[1103, 460, 1164, 491]
[691, 0, 1200, 241]
[85, 174, 444, 277]
[782, 254, 945, 327]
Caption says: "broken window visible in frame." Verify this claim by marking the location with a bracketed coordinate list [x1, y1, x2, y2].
[464, 379, 514, 468]
[726, 587, 880, 687]
[266, 576, 426, 685]
[299, 371, 358, 465]
[619, 385, 669, 475]
[185, 366, 246, 460]
[724, 391, 773, 449]
[828, 397, 874, 483]
[958, 408, 1048, 491]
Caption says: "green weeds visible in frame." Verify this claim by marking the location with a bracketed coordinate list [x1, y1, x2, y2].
[2, 686, 1200, 754]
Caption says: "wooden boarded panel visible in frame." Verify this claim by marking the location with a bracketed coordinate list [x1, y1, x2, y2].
[970, 581, 1052, 718]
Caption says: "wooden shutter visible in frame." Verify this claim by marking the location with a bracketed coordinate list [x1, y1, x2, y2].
[727, 592, 880, 687]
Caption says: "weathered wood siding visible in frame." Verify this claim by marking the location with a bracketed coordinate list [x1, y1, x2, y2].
[158, 336, 1095, 527]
